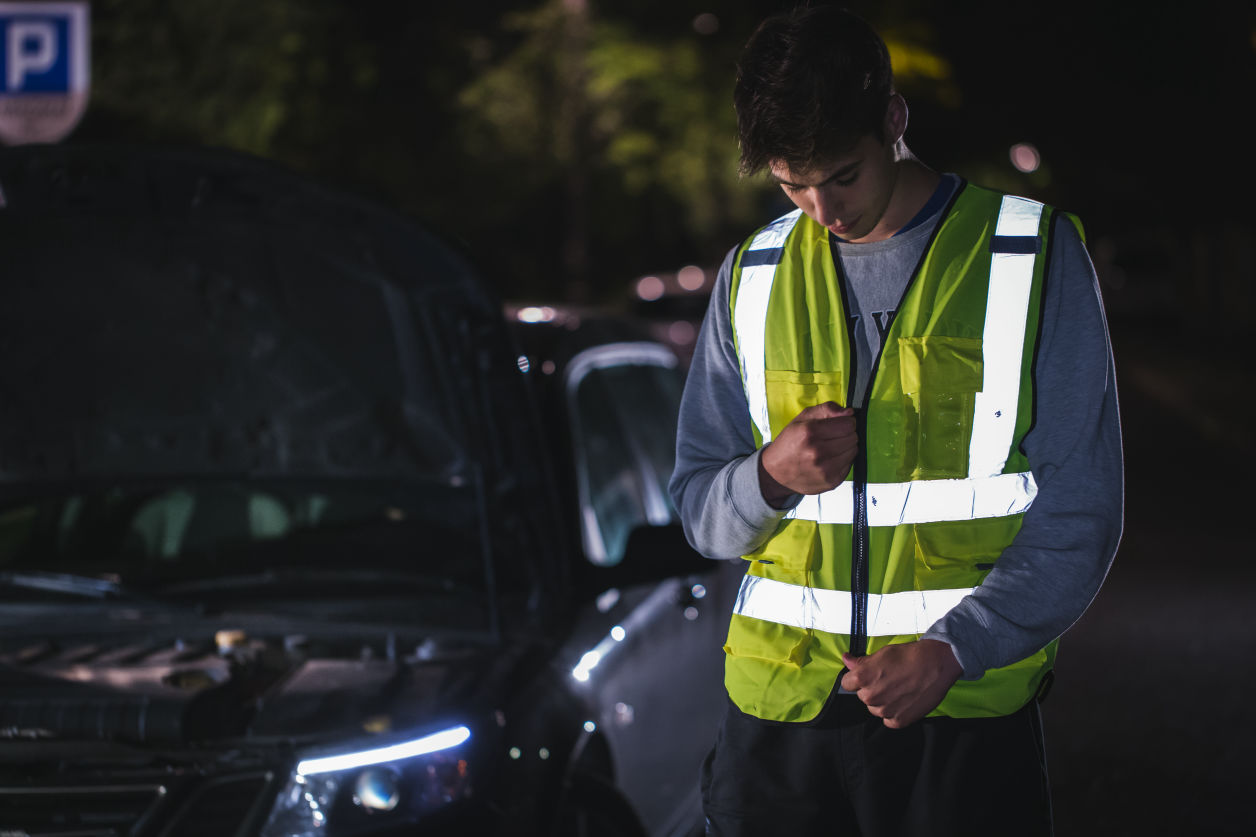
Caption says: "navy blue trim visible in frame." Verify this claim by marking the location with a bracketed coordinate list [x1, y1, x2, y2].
[894, 172, 960, 238]
[740, 247, 784, 267]
[990, 235, 1042, 255]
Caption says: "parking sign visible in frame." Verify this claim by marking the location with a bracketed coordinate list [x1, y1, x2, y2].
[0, 1, 89, 145]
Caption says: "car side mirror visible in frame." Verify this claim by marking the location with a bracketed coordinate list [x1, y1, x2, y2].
[574, 523, 713, 598]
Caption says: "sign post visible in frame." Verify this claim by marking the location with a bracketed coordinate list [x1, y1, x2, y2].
[0, 1, 90, 145]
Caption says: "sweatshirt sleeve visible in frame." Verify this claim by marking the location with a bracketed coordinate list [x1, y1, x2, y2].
[922, 217, 1124, 679]
[668, 247, 796, 559]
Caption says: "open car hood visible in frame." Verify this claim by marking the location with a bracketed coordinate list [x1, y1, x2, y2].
[0, 614, 507, 745]
[0, 144, 501, 486]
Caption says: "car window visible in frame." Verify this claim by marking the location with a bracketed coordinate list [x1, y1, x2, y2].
[565, 343, 682, 566]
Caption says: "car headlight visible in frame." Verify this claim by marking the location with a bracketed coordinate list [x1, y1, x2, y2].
[260, 725, 473, 837]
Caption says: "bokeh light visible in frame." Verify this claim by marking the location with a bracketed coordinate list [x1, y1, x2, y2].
[668, 320, 696, 345]
[678, 264, 706, 291]
[636, 275, 665, 301]
[1009, 142, 1041, 174]
[692, 13, 719, 35]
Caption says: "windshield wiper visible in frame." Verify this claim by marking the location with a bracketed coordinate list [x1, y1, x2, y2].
[0, 570, 152, 602]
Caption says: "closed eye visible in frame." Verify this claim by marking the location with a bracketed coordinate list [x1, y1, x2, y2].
[777, 164, 860, 192]
[827, 167, 860, 188]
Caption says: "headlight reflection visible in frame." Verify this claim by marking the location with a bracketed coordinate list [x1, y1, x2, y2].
[260, 725, 473, 837]
[297, 725, 471, 776]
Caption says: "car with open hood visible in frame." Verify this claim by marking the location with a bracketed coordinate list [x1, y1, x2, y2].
[0, 144, 738, 837]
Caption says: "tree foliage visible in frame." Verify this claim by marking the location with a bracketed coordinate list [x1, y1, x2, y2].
[73, 0, 967, 301]
[455, 1, 768, 296]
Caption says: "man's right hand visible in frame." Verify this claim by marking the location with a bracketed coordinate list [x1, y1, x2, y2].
[758, 401, 858, 507]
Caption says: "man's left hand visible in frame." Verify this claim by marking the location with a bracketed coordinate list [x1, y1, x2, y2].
[840, 640, 963, 729]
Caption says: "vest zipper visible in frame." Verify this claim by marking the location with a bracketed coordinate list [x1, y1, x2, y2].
[831, 242, 870, 658]
[849, 409, 870, 657]
[848, 305, 900, 659]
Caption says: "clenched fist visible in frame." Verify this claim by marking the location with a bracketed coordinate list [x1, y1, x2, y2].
[840, 640, 963, 728]
[758, 401, 858, 507]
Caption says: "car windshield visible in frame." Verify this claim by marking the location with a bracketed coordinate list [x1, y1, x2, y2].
[0, 477, 497, 631]
[0, 148, 520, 635]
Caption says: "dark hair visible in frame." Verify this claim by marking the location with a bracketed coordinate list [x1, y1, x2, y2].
[734, 5, 894, 176]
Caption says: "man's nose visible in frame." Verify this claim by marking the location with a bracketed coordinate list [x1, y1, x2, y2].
[811, 187, 842, 225]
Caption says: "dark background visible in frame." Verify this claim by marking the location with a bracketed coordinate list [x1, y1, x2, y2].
[20, 1, 1256, 833]
[69, 0, 1256, 325]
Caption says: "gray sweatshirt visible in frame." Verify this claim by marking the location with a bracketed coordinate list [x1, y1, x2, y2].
[668, 177, 1123, 681]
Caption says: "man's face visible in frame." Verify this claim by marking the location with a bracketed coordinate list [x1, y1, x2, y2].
[769, 133, 899, 243]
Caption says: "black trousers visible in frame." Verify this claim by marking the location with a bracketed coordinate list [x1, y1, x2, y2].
[700, 695, 1053, 837]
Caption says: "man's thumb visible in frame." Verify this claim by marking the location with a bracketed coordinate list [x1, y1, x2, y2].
[812, 401, 853, 419]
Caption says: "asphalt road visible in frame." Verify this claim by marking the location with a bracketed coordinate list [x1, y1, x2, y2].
[1042, 318, 1254, 836]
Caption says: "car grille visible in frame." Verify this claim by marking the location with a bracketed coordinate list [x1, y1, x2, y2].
[0, 783, 165, 836]
[0, 772, 273, 837]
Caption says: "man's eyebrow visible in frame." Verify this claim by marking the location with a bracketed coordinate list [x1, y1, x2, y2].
[772, 159, 862, 188]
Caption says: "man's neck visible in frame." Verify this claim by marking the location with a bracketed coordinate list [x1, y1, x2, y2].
[881, 155, 941, 238]
[850, 153, 940, 244]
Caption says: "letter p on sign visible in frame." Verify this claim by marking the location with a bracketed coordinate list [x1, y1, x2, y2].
[7, 19, 57, 90]
[0, 2, 89, 144]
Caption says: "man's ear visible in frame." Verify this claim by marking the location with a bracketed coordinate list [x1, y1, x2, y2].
[884, 93, 908, 144]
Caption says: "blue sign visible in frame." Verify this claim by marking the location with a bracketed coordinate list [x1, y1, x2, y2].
[0, 2, 89, 144]
[1, 13, 72, 93]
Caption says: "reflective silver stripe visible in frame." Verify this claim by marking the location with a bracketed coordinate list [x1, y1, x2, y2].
[734, 210, 802, 445]
[735, 575, 975, 636]
[786, 471, 1037, 525]
[969, 196, 1044, 478]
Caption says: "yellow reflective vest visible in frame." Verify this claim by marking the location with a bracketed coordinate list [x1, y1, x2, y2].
[724, 181, 1080, 721]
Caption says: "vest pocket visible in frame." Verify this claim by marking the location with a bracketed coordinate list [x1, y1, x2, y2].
[723, 615, 813, 668]
[898, 336, 983, 480]
[913, 517, 1020, 590]
[742, 518, 816, 581]
[764, 369, 846, 441]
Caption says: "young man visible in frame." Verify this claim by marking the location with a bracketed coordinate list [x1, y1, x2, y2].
[668, 6, 1122, 836]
